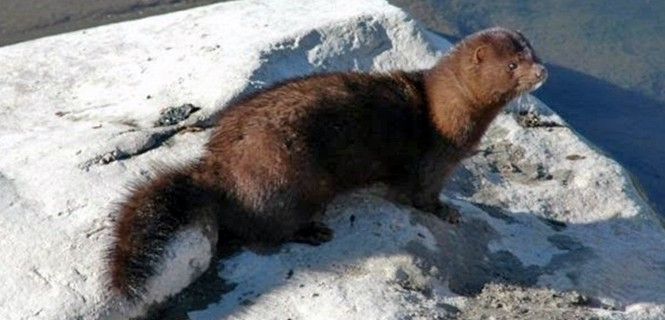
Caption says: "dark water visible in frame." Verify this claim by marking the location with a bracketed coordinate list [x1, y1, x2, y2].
[391, 0, 665, 215]
[538, 64, 665, 213]
[0, 0, 223, 47]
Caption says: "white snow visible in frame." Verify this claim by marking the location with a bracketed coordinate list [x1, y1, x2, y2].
[1, 0, 664, 319]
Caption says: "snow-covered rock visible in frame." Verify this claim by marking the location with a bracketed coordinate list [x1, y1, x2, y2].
[1, 0, 664, 319]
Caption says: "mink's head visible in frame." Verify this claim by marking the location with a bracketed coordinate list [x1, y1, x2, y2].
[451, 27, 548, 104]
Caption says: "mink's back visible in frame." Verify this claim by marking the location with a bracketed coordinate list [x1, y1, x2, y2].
[202, 71, 433, 193]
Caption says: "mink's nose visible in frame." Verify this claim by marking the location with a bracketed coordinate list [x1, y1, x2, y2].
[535, 64, 548, 81]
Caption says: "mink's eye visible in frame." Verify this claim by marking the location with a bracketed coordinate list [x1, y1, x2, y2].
[508, 62, 518, 71]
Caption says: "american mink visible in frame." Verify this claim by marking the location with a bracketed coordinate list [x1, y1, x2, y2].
[107, 27, 547, 300]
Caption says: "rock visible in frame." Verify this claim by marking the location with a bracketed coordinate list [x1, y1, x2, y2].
[1, 0, 664, 319]
[155, 103, 201, 127]
[459, 283, 599, 320]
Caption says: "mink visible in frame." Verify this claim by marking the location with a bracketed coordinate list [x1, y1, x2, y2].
[107, 27, 547, 300]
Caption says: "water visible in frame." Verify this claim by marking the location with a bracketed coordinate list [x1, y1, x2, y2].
[391, 0, 665, 215]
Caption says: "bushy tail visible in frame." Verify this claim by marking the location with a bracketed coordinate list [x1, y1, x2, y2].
[107, 166, 223, 300]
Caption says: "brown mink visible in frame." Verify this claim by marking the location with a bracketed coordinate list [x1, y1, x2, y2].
[107, 27, 547, 300]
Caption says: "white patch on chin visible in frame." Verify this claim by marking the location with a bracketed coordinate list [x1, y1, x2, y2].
[529, 79, 545, 92]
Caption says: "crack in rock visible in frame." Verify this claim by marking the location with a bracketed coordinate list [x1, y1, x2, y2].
[78, 127, 180, 170]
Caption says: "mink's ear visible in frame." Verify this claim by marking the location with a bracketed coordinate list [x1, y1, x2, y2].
[515, 29, 526, 39]
[473, 45, 488, 64]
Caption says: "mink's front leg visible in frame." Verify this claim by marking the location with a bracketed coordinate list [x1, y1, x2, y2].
[409, 142, 464, 224]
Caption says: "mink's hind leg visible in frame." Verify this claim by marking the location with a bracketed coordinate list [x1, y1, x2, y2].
[285, 198, 334, 246]
[384, 180, 417, 208]
[227, 186, 335, 247]
[286, 173, 336, 245]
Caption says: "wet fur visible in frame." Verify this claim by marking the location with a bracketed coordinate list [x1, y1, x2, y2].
[107, 27, 546, 300]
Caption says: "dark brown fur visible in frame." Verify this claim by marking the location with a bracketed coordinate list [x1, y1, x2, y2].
[107, 27, 547, 300]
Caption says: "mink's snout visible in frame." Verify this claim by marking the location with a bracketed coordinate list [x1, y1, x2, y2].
[534, 64, 548, 82]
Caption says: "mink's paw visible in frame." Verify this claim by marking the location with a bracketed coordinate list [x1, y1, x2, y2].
[292, 221, 334, 246]
[413, 199, 462, 225]
[434, 203, 461, 225]
[384, 188, 414, 207]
